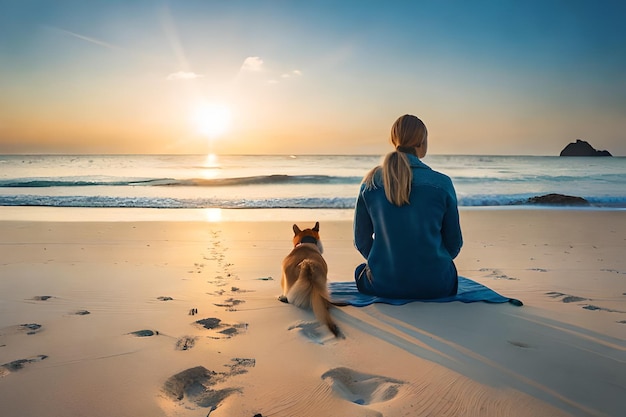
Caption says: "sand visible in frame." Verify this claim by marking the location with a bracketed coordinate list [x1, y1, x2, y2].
[0, 210, 624, 417]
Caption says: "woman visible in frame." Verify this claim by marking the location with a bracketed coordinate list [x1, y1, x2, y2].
[353, 114, 463, 299]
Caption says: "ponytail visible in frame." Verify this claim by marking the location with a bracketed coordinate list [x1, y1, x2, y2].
[362, 114, 425, 206]
[362, 150, 412, 206]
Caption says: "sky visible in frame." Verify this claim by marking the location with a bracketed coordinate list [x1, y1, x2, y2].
[0, 0, 625, 156]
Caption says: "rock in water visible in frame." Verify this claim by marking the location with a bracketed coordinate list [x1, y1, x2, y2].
[560, 139, 612, 156]
[526, 193, 589, 206]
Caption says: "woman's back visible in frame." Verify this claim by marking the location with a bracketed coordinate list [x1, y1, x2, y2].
[353, 114, 462, 299]
[354, 156, 462, 299]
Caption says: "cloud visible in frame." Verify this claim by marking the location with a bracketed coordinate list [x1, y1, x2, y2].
[166, 71, 204, 80]
[241, 56, 264, 72]
[238, 58, 300, 85]
[281, 69, 303, 79]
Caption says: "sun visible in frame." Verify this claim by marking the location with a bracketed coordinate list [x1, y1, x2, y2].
[192, 103, 233, 138]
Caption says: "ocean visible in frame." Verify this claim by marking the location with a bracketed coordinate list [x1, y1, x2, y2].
[0, 154, 624, 221]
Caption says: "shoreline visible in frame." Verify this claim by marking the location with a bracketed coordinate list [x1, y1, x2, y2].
[0, 205, 624, 223]
[1, 210, 624, 416]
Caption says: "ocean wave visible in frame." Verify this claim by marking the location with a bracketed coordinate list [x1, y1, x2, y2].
[0, 179, 156, 187]
[454, 173, 626, 183]
[458, 194, 626, 207]
[0, 195, 357, 209]
[1, 194, 624, 209]
[3, 172, 623, 188]
[0, 175, 363, 188]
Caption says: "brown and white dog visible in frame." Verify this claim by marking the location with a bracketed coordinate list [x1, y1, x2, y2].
[280, 222, 340, 337]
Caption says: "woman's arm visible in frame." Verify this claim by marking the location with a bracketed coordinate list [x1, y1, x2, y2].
[353, 187, 374, 259]
[442, 188, 463, 259]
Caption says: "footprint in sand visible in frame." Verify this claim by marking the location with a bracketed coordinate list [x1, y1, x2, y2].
[31, 295, 53, 301]
[194, 317, 248, 339]
[287, 321, 324, 345]
[128, 329, 159, 337]
[71, 310, 91, 315]
[582, 305, 626, 313]
[20, 323, 43, 335]
[546, 292, 588, 303]
[162, 358, 255, 410]
[508, 340, 532, 348]
[214, 298, 245, 311]
[0, 323, 43, 336]
[547, 292, 626, 313]
[1, 355, 48, 378]
[256, 276, 274, 281]
[207, 276, 229, 287]
[288, 322, 336, 345]
[213, 287, 252, 312]
[479, 268, 518, 280]
[600, 268, 626, 275]
[162, 366, 239, 409]
[321, 367, 406, 406]
[175, 336, 197, 351]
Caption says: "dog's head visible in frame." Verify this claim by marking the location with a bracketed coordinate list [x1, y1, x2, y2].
[292, 221, 323, 253]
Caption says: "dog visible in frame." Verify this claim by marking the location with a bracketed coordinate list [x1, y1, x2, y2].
[280, 222, 340, 338]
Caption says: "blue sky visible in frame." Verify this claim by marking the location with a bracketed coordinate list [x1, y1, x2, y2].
[1, 0, 624, 155]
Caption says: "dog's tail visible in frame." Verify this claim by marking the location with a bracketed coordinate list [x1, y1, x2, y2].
[288, 259, 340, 338]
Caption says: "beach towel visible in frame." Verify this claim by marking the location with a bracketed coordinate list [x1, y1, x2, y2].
[329, 276, 523, 307]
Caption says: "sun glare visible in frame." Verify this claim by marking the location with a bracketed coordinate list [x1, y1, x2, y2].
[203, 208, 223, 222]
[201, 153, 220, 179]
[205, 152, 219, 167]
[193, 103, 233, 138]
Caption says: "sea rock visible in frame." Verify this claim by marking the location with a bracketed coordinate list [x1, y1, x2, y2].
[560, 139, 612, 156]
[526, 193, 589, 206]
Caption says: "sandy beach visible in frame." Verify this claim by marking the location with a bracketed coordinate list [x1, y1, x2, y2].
[0, 209, 624, 417]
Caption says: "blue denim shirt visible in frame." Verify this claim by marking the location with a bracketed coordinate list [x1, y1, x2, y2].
[353, 155, 463, 299]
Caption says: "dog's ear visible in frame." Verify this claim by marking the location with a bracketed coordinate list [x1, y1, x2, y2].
[313, 222, 320, 232]
[293, 224, 301, 235]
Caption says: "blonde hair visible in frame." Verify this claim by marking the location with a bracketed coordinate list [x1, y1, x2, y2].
[363, 115, 428, 206]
